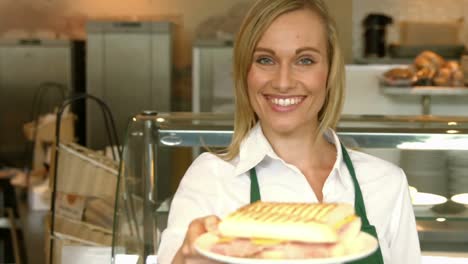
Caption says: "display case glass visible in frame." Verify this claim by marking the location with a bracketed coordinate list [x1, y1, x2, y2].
[111, 112, 468, 262]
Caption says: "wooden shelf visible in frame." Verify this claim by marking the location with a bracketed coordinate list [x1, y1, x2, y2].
[381, 86, 468, 115]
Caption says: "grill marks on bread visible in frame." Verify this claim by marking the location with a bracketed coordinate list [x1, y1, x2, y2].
[228, 202, 338, 224]
[218, 201, 359, 244]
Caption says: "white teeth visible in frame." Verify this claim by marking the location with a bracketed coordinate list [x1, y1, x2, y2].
[270, 97, 302, 106]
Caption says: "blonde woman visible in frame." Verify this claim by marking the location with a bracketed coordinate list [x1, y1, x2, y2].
[158, 0, 420, 263]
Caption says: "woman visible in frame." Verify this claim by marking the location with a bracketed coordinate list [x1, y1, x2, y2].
[158, 0, 421, 263]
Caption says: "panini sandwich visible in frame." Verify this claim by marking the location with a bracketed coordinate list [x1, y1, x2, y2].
[210, 201, 361, 259]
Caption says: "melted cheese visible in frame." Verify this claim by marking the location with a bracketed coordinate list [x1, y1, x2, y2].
[217, 236, 235, 243]
[333, 215, 357, 230]
[250, 238, 285, 246]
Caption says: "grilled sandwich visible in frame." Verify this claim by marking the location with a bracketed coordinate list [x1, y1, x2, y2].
[210, 201, 361, 259]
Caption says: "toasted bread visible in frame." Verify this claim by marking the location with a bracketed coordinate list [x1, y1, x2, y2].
[218, 201, 360, 243]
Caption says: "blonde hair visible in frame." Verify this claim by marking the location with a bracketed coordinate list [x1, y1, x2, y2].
[223, 0, 345, 160]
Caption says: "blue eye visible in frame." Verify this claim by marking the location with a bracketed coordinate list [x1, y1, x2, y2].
[298, 57, 315, 65]
[256, 57, 274, 65]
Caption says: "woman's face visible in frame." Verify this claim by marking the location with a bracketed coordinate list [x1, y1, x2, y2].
[247, 8, 329, 136]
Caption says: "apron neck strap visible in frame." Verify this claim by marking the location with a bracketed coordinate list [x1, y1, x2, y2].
[340, 143, 371, 226]
[250, 167, 261, 203]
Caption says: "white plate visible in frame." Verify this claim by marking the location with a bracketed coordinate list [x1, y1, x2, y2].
[194, 232, 379, 264]
[411, 192, 448, 207]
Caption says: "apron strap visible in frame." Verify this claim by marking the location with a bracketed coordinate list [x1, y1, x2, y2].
[340, 144, 384, 264]
[340, 143, 371, 226]
[250, 167, 261, 203]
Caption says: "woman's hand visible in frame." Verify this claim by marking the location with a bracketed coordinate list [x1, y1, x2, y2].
[172, 215, 221, 264]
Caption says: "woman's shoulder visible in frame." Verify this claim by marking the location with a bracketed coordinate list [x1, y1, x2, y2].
[191, 151, 236, 167]
[347, 149, 410, 209]
[184, 151, 237, 179]
[348, 148, 402, 172]
[347, 148, 406, 185]
[177, 152, 237, 192]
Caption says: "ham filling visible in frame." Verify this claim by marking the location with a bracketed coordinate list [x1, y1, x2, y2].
[210, 220, 359, 259]
[211, 238, 343, 259]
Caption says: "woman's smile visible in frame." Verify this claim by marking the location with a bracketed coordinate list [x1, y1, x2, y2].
[264, 95, 306, 112]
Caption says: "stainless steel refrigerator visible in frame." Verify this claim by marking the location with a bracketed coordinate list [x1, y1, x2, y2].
[86, 21, 173, 149]
[0, 39, 72, 166]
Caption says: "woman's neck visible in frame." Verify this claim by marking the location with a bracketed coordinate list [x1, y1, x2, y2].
[262, 124, 337, 202]
[262, 125, 335, 169]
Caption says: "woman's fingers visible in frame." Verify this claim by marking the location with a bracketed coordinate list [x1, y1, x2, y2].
[183, 215, 221, 256]
[184, 219, 206, 255]
[203, 215, 221, 233]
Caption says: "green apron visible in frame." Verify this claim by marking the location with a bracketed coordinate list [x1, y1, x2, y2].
[249, 143, 384, 264]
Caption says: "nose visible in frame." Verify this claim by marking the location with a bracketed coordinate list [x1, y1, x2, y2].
[271, 63, 296, 92]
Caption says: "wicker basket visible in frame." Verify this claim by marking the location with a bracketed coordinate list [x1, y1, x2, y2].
[54, 143, 118, 199]
[45, 214, 112, 264]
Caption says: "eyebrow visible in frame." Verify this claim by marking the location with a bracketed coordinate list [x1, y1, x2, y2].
[254, 47, 275, 54]
[296, 47, 322, 55]
[254, 46, 322, 55]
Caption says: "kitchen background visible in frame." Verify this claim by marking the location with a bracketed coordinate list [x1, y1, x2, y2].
[353, 0, 468, 57]
[2, 0, 468, 64]
[0, 0, 351, 66]
[2, 0, 467, 119]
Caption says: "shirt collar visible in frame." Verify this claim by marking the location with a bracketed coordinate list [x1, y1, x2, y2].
[323, 128, 350, 189]
[234, 122, 274, 177]
[233, 124, 350, 189]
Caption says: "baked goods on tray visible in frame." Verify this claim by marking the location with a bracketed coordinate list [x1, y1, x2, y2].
[381, 50, 464, 87]
[381, 67, 414, 86]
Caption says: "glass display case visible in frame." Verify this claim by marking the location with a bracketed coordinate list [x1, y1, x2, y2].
[111, 112, 468, 263]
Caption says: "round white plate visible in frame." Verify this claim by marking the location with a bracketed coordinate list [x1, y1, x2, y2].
[451, 193, 468, 205]
[411, 192, 448, 207]
[194, 232, 379, 264]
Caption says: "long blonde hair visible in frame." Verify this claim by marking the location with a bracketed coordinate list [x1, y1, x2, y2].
[223, 0, 345, 160]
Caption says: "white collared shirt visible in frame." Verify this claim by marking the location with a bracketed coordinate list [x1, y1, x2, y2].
[157, 124, 421, 264]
